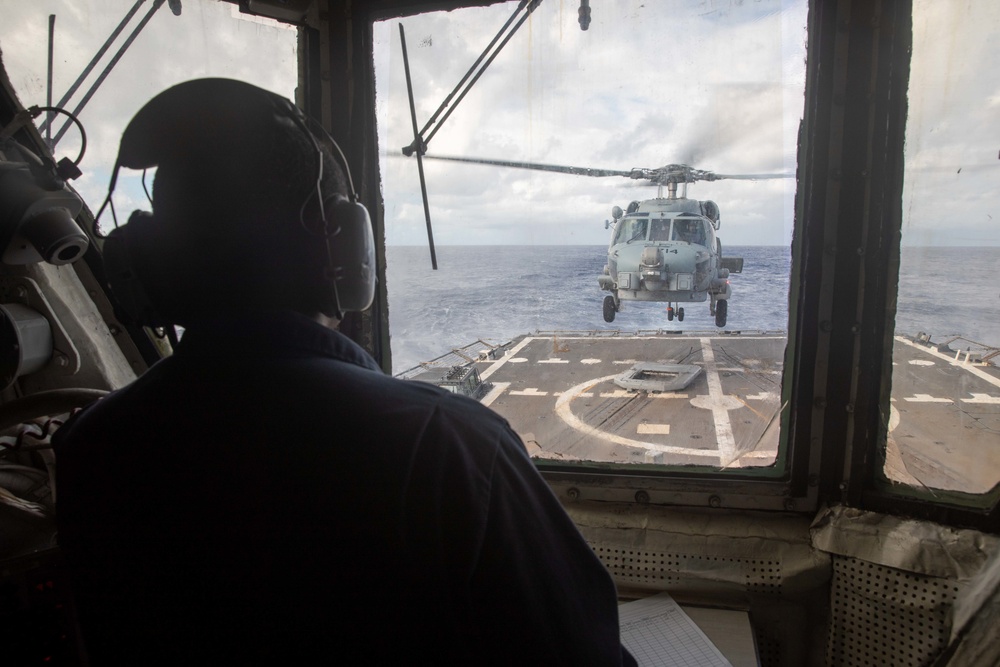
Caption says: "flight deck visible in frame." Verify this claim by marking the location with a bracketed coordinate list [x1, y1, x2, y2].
[402, 331, 1000, 493]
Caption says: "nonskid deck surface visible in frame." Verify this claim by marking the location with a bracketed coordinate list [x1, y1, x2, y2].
[451, 332, 1000, 489]
[477, 332, 786, 468]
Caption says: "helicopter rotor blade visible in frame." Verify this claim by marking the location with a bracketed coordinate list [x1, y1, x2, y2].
[417, 154, 635, 179]
[708, 172, 794, 181]
[410, 154, 794, 185]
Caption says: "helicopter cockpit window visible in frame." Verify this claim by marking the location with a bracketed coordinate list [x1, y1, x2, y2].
[649, 220, 671, 243]
[376, 0, 805, 479]
[672, 219, 707, 246]
[878, 1, 1000, 506]
[614, 217, 649, 245]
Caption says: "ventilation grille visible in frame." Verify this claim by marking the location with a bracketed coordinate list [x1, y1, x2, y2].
[594, 545, 784, 595]
[826, 555, 960, 666]
[596, 545, 786, 666]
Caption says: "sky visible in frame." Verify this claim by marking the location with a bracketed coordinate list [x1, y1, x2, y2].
[0, 0, 996, 247]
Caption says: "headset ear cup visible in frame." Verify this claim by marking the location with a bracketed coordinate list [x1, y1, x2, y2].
[103, 211, 171, 327]
[323, 196, 375, 316]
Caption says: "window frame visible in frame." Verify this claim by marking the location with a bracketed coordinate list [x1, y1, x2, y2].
[311, 0, 1000, 528]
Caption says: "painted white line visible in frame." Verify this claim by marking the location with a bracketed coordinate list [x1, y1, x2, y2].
[699, 338, 737, 466]
[582, 359, 601, 364]
[597, 391, 688, 399]
[509, 358, 528, 363]
[909, 360, 935, 366]
[638, 424, 671, 435]
[962, 393, 1000, 404]
[746, 392, 777, 401]
[480, 382, 509, 408]
[554, 392, 594, 398]
[554, 374, 723, 460]
[539, 358, 570, 364]
[479, 337, 534, 380]
[613, 360, 638, 365]
[903, 394, 952, 403]
[888, 405, 900, 432]
[510, 388, 548, 396]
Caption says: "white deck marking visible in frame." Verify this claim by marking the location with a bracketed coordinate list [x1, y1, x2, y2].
[909, 360, 935, 366]
[638, 424, 671, 435]
[555, 374, 725, 461]
[510, 388, 548, 396]
[613, 360, 638, 365]
[480, 382, 509, 407]
[698, 338, 738, 466]
[509, 358, 528, 363]
[896, 336, 1000, 390]
[888, 405, 900, 432]
[582, 359, 601, 364]
[478, 337, 534, 381]
[747, 392, 777, 401]
[904, 394, 952, 403]
[539, 358, 570, 364]
[600, 390, 634, 398]
[962, 393, 1000, 404]
[554, 391, 594, 398]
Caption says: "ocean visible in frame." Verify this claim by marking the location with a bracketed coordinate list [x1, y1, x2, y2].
[385, 245, 999, 374]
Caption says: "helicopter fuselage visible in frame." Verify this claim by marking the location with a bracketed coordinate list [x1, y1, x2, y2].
[599, 197, 734, 308]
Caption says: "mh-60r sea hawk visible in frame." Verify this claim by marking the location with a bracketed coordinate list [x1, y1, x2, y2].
[416, 156, 790, 327]
[598, 162, 792, 327]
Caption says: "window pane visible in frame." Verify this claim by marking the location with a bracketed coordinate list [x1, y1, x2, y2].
[0, 0, 297, 232]
[376, 1, 806, 471]
[887, 1, 1000, 494]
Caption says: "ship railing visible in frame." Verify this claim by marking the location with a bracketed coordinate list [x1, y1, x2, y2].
[395, 338, 511, 380]
[532, 328, 786, 338]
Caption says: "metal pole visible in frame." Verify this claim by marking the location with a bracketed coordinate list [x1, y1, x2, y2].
[422, 0, 542, 148]
[46, 15, 55, 149]
[38, 0, 147, 136]
[404, 0, 530, 155]
[400, 24, 437, 270]
[51, 0, 165, 147]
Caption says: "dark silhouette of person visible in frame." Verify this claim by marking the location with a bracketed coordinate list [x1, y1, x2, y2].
[54, 79, 635, 666]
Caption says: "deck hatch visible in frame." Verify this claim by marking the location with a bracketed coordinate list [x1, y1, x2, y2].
[614, 363, 702, 393]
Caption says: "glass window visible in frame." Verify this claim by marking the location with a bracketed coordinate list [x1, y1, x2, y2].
[671, 218, 707, 246]
[649, 219, 671, 243]
[885, 1, 1000, 497]
[375, 0, 806, 473]
[614, 217, 649, 245]
[0, 0, 297, 235]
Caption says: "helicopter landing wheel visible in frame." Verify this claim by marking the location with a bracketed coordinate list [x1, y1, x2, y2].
[677, 307, 685, 322]
[667, 306, 674, 321]
[715, 299, 728, 327]
[603, 295, 617, 323]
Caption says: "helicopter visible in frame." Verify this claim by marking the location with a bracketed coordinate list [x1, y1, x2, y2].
[412, 155, 791, 327]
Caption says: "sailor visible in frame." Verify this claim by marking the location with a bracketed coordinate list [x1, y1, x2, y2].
[53, 79, 636, 666]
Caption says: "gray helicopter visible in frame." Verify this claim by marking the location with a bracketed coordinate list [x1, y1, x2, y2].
[415, 156, 790, 327]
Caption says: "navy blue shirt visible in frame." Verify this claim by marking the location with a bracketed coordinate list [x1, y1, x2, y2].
[55, 312, 634, 665]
